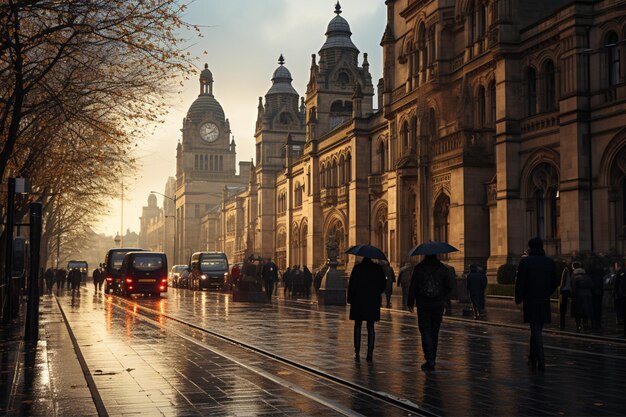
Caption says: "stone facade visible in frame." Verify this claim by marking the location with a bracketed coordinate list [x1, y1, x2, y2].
[141, 1, 626, 278]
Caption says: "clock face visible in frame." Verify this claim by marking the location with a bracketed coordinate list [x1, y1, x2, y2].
[199, 123, 219, 143]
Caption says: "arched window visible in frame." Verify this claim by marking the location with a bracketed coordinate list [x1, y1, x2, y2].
[489, 81, 497, 127]
[478, 3, 487, 39]
[607, 32, 621, 87]
[209, 155, 213, 171]
[294, 183, 303, 207]
[543, 60, 556, 111]
[418, 23, 427, 72]
[379, 141, 386, 173]
[326, 220, 346, 265]
[301, 223, 308, 267]
[527, 163, 560, 243]
[428, 108, 437, 138]
[339, 155, 345, 185]
[468, 2, 476, 45]
[527, 67, 537, 116]
[346, 153, 352, 182]
[411, 117, 418, 150]
[374, 205, 389, 255]
[330, 100, 352, 128]
[402, 121, 410, 153]
[332, 160, 338, 187]
[337, 71, 350, 86]
[478, 85, 486, 127]
[433, 194, 450, 243]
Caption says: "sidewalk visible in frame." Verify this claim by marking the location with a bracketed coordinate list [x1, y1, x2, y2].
[0, 292, 97, 417]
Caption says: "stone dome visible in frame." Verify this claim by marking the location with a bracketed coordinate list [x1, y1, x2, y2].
[187, 63, 225, 123]
[266, 55, 299, 96]
[320, 4, 358, 52]
[187, 95, 225, 123]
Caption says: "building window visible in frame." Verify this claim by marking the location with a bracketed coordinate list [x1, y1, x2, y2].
[433, 194, 450, 243]
[402, 121, 410, 153]
[489, 81, 496, 127]
[346, 154, 352, 182]
[527, 67, 537, 116]
[294, 184, 303, 207]
[379, 141, 385, 173]
[478, 3, 487, 39]
[607, 32, 621, 87]
[543, 60, 556, 111]
[478, 85, 486, 127]
[195, 204, 200, 218]
[411, 117, 417, 150]
[194, 154, 198, 170]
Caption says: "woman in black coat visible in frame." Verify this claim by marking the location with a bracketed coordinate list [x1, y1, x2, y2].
[466, 264, 488, 319]
[571, 267, 594, 331]
[347, 257, 386, 363]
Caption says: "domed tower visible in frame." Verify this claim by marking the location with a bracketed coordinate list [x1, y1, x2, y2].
[254, 55, 305, 258]
[175, 63, 245, 263]
[305, 2, 374, 139]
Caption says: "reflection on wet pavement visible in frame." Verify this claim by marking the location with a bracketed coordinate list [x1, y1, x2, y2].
[52, 286, 626, 416]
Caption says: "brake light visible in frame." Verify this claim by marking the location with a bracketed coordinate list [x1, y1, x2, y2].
[159, 285, 165, 291]
[106, 276, 113, 282]
[161, 278, 167, 283]
[129, 286, 133, 290]
[125, 278, 133, 284]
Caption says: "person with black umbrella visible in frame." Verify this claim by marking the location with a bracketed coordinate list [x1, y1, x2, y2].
[407, 241, 457, 370]
[346, 245, 387, 363]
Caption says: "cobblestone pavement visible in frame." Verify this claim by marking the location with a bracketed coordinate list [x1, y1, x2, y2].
[4, 286, 626, 416]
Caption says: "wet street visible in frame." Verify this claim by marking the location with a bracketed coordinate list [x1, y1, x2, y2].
[4, 287, 626, 416]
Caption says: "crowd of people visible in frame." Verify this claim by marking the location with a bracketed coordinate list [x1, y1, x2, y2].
[43, 267, 90, 295]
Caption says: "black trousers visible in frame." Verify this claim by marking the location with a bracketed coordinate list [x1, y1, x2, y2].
[354, 320, 375, 354]
[529, 322, 545, 365]
[592, 293, 603, 328]
[417, 305, 444, 364]
[622, 300, 626, 336]
[265, 280, 274, 301]
[559, 293, 570, 328]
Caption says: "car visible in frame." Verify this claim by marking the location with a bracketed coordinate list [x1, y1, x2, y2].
[118, 252, 168, 297]
[189, 252, 229, 291]
[169, 264, 188, 288]
[103, 248, 145, 293]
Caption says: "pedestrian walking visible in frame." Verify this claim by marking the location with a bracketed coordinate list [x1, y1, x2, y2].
[614, 264, 626, 336]
[283, 266, 292, 297]
[558, 262, 573, 329]
[55, 268, 66, 291]
[347, 257, 386, 363]
[466, 264, 487, 319]
[397, 262, 414, 310]
[68, 268, 82, 295]
[261, 258, 278, 302]
[571, 263, 594, 332]
[303, 266, 313, 298]
[408, 254, 454, 370]
[44, 268, 54, 294]
[230, 263, 241, 290]
[514, 237, 558, 371]
[381, 260, 395, 308]
[92, 267, 101, 291]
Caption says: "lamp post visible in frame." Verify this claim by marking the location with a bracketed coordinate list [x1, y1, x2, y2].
[151, 191, 177, 264]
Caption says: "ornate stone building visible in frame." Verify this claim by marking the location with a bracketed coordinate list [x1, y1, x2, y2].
[174, 64, 252, 264]
[142, 1, 626, 278]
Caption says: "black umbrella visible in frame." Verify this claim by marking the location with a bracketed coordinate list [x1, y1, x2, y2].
[345, 244, 388, 261]
[408, 241, 459, 257]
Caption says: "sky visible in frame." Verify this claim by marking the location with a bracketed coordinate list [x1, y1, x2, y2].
[95, 0, 386, 236]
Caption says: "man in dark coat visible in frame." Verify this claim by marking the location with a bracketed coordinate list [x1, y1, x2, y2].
[55, 268, 66, 291]
[615, 264, 626, 336]
[68, 268, 82, 295]
[382, 261, 395, 308]
[466, 264, 488, 319]
[408, 254, 454, 370]
[514, 237, 558, 371]
[314, 265, 328, 293]
[261, 258, 279, 302]
[44, 268, 54, 294]
[92, 267, 101, 291]
[347, 257, 386, 363]
[283, 267, 292, 297]
[302, 266, 313, 297]
[397, 262, 414, 310]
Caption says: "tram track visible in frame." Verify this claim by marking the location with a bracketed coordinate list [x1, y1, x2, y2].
[101, 291, 437, 417]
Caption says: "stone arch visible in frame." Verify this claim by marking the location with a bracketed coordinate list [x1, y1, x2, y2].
[291, 222, 300, 267]
[520, 148, 561, 198]
[433, 192, 451, 244]
[300, 219, 308, 267]
[324, 211, 348, 265]
[372, 200, 389, 255]
[600, 128, 626, 188]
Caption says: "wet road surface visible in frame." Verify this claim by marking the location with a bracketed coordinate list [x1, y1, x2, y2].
[49, 287, 626, 416]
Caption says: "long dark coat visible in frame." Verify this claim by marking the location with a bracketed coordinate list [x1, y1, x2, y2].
[570, 269, 594, 320]
[348, 258, 386, 321]
[514, 248, 558, 324]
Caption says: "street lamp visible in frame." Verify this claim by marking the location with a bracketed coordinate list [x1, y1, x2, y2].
[151, 191, 177, 265]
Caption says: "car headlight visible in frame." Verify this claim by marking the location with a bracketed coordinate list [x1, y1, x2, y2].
[201, 274, 207, 280]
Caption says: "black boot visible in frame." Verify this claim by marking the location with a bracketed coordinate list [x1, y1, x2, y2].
[366, 330, 375, 362]
[354, 324, 361, 362]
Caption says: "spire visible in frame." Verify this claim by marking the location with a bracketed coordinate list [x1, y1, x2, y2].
[278, 54, 285, 65]
[335, 1, 342, 15]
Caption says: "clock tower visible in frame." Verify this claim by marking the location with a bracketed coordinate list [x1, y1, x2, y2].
[175, 63, 247, 263]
